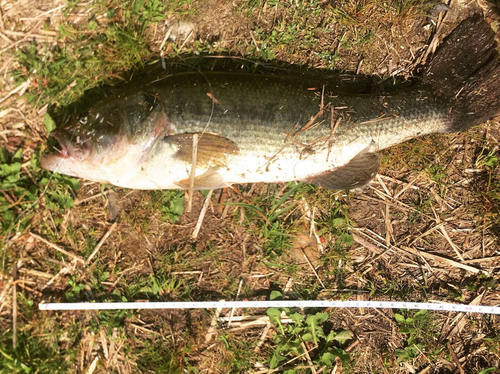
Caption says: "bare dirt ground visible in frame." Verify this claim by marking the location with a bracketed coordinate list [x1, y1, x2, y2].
[1, 0, 500, 373]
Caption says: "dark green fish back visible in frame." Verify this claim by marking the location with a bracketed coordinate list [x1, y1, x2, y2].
[146, 72, 452, 160]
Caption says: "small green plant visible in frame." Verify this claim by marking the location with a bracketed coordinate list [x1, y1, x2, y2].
[160, 190, 185, 222]
[393, 310, 441, 364]
[64, 269, 114, 302]
[216, 332, 258, 372]
[259, 183, 306, 256]
[64, 275, 86, 302]
[478, 368, 497, 374]
[427, 164, 447, 184]
[265, 291, 351, 371]
[318, 205, 354, 250]
[139, 274, 182, 297]
[476, 148, 499, 169]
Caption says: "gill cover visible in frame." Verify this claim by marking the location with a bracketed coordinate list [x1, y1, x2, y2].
[54, 91, 169, 162]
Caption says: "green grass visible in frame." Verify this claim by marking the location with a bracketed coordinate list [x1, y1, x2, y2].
[242, 0, 340, 67]
[13, 0, 167, 108]
[0, 330, 74, 373]
[0, 147, 80, 246]
[216, 332, 260, 372]
[0, 301, 81, 373]
[471, 140, 500, 238]
[224, 183, 307, 257]
[135, 337, 188, 373]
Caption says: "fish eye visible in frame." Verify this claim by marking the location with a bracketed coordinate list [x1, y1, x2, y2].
[78, 115, 89, 125]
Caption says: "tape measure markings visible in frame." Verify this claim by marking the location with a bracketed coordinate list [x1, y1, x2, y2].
[38, 300, 500, 315]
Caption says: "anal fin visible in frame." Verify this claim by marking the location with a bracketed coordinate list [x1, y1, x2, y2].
[306, 142, 379, 190]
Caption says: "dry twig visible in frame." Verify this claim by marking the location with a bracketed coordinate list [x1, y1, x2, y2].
[301, 341, 318, 374]
[302, 252, 326, 289]
[30, 233, 84, 264]
[205, 304, 223, 343]
[191, 189, 214, 239]
[352, 230, 484, 274]
[85, 222, 118, 265]
[447, 341, 465, 374]
[227, 278, 243, 327]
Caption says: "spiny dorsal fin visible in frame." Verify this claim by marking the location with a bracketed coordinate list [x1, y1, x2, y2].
[306, 142, 379, 190]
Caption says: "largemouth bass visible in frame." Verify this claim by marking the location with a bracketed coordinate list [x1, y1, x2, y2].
[42, 16, 500, 191]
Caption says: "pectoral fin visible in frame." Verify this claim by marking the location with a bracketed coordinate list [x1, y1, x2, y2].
[175, 167, 226, 190]
[306, 143, 379, 190]
[167, 132, 239, 167]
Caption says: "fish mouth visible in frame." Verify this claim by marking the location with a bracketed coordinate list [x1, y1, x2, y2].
[51, 132, 72, 158]
[41, 132, 67, 171]
[41, 151, 64, 171]
[41, 131, 92, 172]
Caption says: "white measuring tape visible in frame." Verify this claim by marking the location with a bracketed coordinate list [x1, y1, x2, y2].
[39, 300, 500, 314]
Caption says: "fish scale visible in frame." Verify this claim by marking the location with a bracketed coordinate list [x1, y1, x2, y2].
[126, 85, 446, 189]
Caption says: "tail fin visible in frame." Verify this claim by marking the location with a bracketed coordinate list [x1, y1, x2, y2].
[423, 15, 500, 132]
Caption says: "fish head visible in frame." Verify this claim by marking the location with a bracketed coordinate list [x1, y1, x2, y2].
[42, 91, 170, 184]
